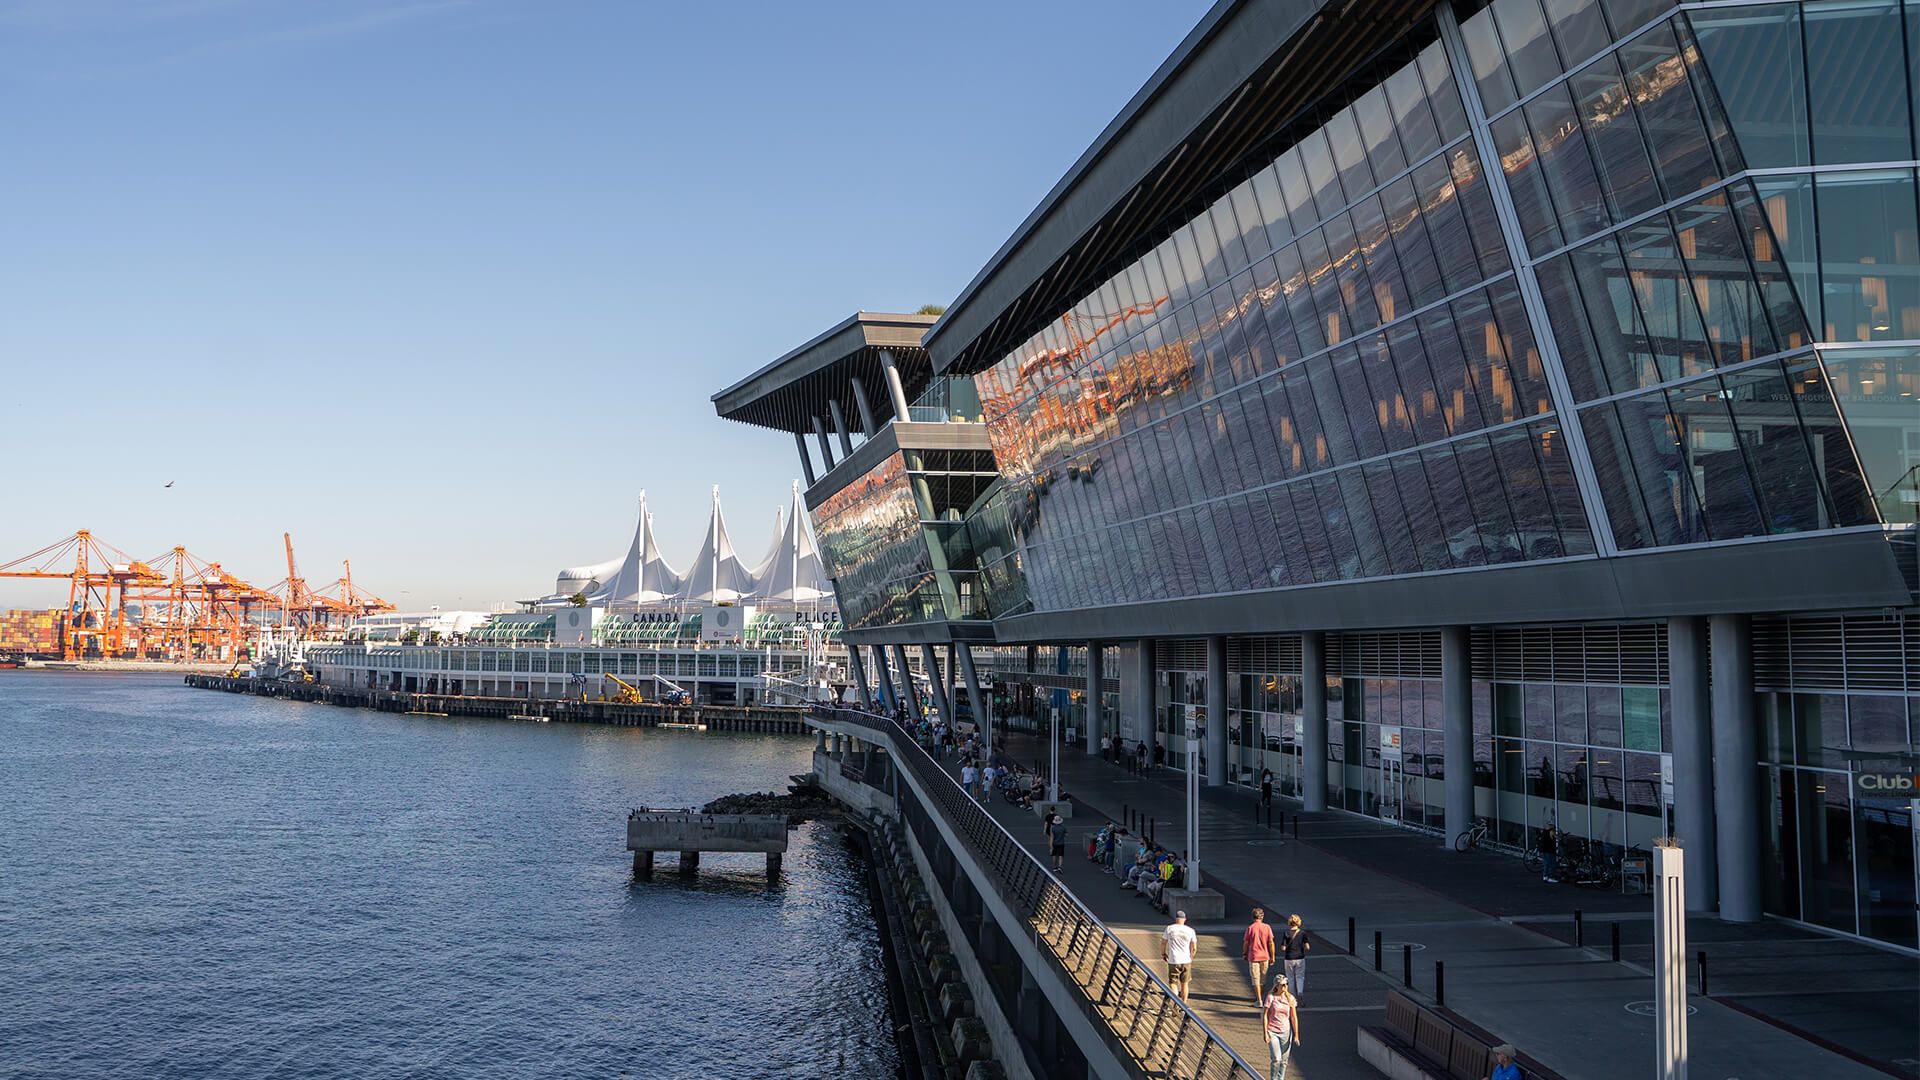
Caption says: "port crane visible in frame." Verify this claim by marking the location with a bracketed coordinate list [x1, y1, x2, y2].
[0, 530, 165, 658]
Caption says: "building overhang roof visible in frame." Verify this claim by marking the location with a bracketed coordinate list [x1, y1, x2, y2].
[712, 312, 940, 434]
[923, 0, 1436, 376]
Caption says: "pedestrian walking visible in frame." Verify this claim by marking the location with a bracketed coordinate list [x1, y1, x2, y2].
[1260, 767, 1273, 807]
[981, 762, 997, 802]
[1280, 914, 1309, 996]
[1262, 975, 1301, 1079]
[961, 761, 979, 798]
[1486, 1044, 1521, 1080]
[1162, 910, 1197, 1002]
[1242, 907, 1276, 1006]
[1047, 813, 1068, 872]
[1538, 823, 1559, 883]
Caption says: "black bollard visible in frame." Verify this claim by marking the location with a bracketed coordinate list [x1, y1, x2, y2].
[1698, 950, 1709, 996]
[1373, 931, 1382, 971]
[1434, 960, 1445, 1005]
[1348, 917, 1356, 955]
[1291, 813, 1299, 839]
[1610, 921, 1621, 962]
[1402, 944, 1412, 988]
[1574, 908, 1584, 948]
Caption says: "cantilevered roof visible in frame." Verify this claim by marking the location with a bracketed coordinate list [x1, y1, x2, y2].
[712, 312, 940, 433]
[924, 0, 1438, 376]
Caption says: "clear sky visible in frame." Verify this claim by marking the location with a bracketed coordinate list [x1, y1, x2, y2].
[0, 0, 1212, 610]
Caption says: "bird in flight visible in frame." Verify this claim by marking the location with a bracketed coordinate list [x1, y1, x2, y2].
[164, 481, 175, 488]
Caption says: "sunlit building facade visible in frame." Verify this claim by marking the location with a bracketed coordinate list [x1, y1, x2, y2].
[916, 0, 1920, 949]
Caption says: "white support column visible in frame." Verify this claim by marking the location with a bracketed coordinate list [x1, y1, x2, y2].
[878, 349, 913, 420]
[1653, 840, 1689, 1080]
[1443, 625, 1474, 851]
[1185, 708, 1202, 891]
[1205, 635, 1228, 787]
[1668, 616, 1717, 912]
[1302, 632, 1328, 812]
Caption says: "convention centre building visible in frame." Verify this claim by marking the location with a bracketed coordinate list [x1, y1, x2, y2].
[717, 0, 1920, 951]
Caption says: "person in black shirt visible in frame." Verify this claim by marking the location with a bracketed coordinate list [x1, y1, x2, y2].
[1280, 914, 1309, 996]
[1539, 823, 1559, 883]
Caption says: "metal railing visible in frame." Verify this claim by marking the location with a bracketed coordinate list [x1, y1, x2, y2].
[821, 706, 1259, 1080]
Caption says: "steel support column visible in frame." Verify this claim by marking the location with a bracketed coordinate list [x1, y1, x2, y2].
[893, 643, 923, 723]
[1443, 626, 1474, 851]
[1085, 641, 1104, 756]
[850, 376, 879, 436]
[793, 431, 817, 487]
[828, 398, 855, 456]
[957, 643, 990, 750]
[1668, 616, 1717, 912]
[1303, 631, 1328, 811]
[846, 642, 875, 709]
[1710, 614, 1760, 921]
[1135, 639, 1157, 763]
[1205, 635, 1228, 787]
[811, 416, 837, 472]
[877, 349, 913, 421]
[869, 644, 897, 713]
[921, 643, 953, 723]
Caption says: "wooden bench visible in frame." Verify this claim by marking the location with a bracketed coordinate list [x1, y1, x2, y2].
[1357, 990, 1558, 1080]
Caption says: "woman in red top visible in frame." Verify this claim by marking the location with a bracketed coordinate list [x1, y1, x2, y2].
[1262, 976, 1300, 1079]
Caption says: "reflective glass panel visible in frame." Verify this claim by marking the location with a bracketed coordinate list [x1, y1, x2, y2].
[1804, 0, 1912, 165]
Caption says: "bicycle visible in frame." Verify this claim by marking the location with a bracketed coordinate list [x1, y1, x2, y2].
[1454, 817, 1492, 852]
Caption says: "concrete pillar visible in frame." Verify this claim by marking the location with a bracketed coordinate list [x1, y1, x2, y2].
[893, 644, 923, 723]
[1710, 614, 1761, 922]
[794, 431, 817, 487]
[1085, 641, 1104, 755]
[1135, 640, 1158, 761]
[846, 645, 875, 710]
[811, 416, 837, 472]
[957, 643, 990, 749]
[1442, 626, 1473, 851]
[828, 398, 855, 455]
[851, 376, 878, 435]
[870, 644, 898, 712]
[921, 644, 953, 722]
[1205, 635, 1228, 786]
[1302, 632, 1328, 811]
[1668, 616, 1717, 912]
[878, 349, 913, 420]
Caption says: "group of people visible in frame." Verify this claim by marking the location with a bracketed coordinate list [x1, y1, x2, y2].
[1088, 822, 1190, 908]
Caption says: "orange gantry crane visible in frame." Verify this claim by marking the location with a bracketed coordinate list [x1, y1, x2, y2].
[0, 530, 165, 658]
[127, 546, 278, 662]
[266, 535, 393, 631]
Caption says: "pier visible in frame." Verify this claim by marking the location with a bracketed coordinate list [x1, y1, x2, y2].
[625, 808, 790, 880]
[182, 674, 815, 734]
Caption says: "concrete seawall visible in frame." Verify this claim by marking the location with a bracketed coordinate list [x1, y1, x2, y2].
[184, 674, 814, 734]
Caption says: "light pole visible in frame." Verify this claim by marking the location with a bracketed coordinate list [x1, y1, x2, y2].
[1185, 705, 1202, 891]
[1654, 838, 1688, 1080]
[1048, 703, 1061, 803]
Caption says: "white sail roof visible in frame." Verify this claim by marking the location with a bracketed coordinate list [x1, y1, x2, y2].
[590, 493, 685, 606]
[753, 481, 833, 604]
[675, 486, 759, 604]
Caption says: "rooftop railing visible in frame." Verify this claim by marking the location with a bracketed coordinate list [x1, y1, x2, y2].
[820, 706, 1259, 1080]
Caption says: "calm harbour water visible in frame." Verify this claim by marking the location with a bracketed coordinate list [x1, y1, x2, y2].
[0, 674, 899, 1080]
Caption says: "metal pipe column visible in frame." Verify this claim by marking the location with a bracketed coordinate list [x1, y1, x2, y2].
[811, 416, 837, 472]
[892, 644, 923, 723]
[1669, 616, 1717, 911]
[827, 399, 855, 456]
[869, 644, 897, 713]
[920, 644, 953, 723]
[1443, 626, 1474, 851]
[957, 643, 990, 751]
[1135, 640, 1158, 763]
[845, 642, 875, 709]
[1302, 631, 1328, 812]
[793, 431, 817, 487]
[850, 376, 879, 436]
[877, 350, 913, 421]
[1710, 614, 1760, 921]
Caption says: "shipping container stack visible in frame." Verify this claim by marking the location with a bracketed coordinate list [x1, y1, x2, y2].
[0, 609, 64, 658]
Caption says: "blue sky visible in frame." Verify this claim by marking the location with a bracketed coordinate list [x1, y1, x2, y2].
[0, 0, 1210, 609]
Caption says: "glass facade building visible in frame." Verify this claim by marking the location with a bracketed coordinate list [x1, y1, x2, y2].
[910, 0, 1920, 952]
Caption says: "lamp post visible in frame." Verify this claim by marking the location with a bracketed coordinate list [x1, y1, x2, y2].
[1654, 838, 1688, 1080]
[1048, 704, 1061, 804]
[1185, 705, 1202, 891]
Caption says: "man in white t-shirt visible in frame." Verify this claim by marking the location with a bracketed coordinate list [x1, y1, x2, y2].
[1162, 910, 1198, 1001]
[960, 762, 978, 796]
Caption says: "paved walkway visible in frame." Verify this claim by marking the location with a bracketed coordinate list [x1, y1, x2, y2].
[991, 733, 1907, 1080]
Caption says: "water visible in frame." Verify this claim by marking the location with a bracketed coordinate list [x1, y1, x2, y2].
[0, 674, 900, 1080]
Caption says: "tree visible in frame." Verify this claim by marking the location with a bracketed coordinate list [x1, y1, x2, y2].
[568, 592, 588, 607]
[916, 304, 946, 316]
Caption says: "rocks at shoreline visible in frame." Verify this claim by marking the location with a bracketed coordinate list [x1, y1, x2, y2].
[702, 779, 839, 824]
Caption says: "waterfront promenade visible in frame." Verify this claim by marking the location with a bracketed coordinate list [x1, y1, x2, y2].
[968, 733, 1908, 1080]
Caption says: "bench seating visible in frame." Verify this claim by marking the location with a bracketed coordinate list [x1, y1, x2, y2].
[1357, 990, 1557, 1080]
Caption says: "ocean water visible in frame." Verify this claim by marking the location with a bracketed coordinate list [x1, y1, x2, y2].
[0, 674, 898, 1080]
